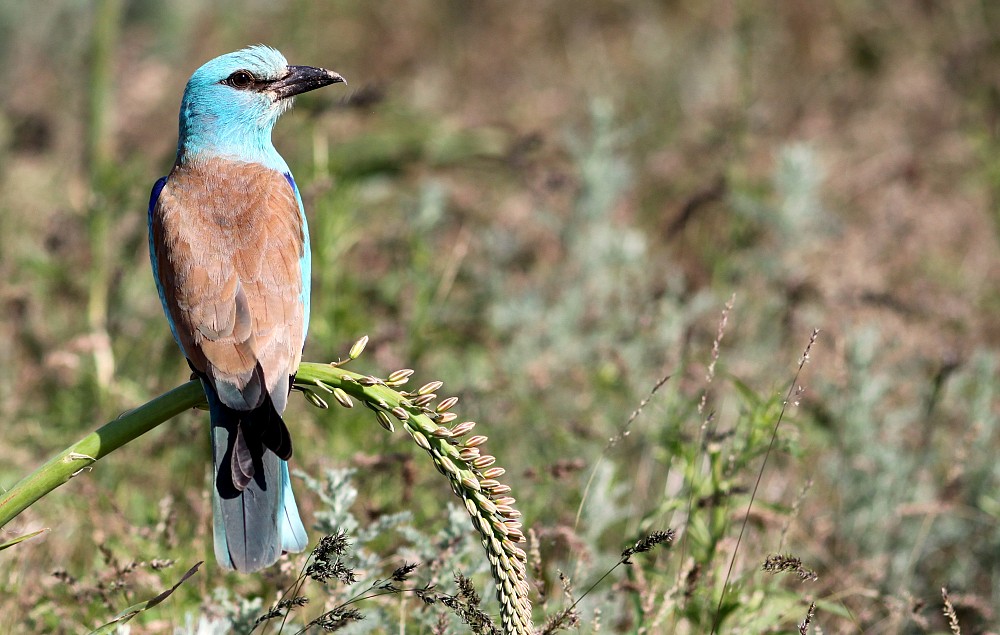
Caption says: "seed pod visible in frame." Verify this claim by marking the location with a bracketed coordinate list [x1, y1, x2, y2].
[472, 455, 496, 469]
[477, 497, 497, 515]
[303, 391, 329, 409]
[436, 412, 458, 424]
[438, 455, 458, 475]
[376, 411, 394, 432]
[436, 396, 459, 412]
[332, 387, 354, 408]
[387, 368, 414, 384]
[417, 380, 444, 395]
[464, 435, 488, 447]
[461, 476, 481, 492]
[410, 429, 431, 450]
[410, 393, 436, 407]
[450, 421, 476, 436]
[349, 335, 369, 359]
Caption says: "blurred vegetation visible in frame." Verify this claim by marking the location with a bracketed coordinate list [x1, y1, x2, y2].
[2, 0, 1000, 632]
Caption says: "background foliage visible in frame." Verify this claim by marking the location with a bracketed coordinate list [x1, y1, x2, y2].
[2, 1, 1000, 632]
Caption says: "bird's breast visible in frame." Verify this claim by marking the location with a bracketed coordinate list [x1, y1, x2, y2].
[152, 155, 308, 396]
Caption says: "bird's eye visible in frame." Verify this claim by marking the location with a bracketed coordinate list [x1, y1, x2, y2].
[225, 70, 255, 89]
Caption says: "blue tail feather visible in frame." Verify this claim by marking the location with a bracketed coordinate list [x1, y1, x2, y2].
[279, 460, 308, 553]
[205, 383, 306, 572]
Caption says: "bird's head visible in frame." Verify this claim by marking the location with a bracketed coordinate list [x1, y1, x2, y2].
[176, 45, 344, 167]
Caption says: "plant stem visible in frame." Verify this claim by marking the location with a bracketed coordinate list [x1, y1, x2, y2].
[0, 380, 204, 529]
[85, 0, 124, 396]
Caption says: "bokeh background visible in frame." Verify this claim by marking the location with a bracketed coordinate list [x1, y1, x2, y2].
[2, 1, 1000, 632]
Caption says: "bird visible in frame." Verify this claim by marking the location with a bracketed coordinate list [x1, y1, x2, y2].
[148, 46, 344, 572]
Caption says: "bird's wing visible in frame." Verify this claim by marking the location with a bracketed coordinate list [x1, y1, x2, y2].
[150, 157, 306, 411]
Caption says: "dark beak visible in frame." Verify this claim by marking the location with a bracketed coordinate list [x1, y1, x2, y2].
[271, 65, 345, 100]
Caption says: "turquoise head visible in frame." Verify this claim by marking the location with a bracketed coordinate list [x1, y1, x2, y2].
[176, 45, 344, 167]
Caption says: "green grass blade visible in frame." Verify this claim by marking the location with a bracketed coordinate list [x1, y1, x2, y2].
[0, 527, 49, 551]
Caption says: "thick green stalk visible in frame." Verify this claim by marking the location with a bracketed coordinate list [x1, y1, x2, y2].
[0, 380, 204, 529]
[85, 0, 124, 394]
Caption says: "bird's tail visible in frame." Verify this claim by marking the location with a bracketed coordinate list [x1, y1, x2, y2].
[205, 384, 307, 572]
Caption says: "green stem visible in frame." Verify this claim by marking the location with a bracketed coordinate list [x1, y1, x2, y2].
[85, 0, 124, 395]
[0, 380, 204, 529]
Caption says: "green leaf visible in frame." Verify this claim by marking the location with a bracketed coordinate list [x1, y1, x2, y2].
[0, 527, 48, 551]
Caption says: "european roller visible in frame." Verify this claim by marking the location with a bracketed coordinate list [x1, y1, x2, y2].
[148, 46, 344, 572]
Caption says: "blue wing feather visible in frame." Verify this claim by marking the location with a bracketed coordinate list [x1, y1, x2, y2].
[282, 170, 310, 555]
[148, 176, 182, 348]
[284, 171, 312, 339]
